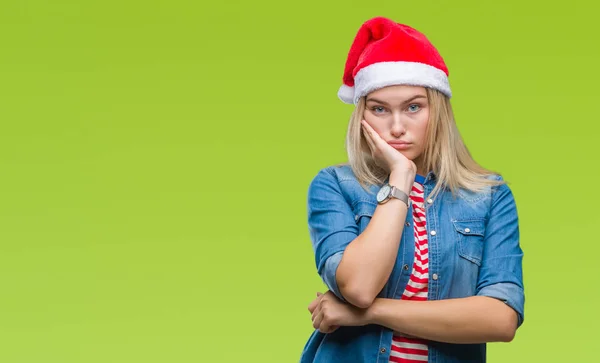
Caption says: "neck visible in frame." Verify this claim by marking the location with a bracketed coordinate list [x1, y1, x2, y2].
[414, 157, 428, 177]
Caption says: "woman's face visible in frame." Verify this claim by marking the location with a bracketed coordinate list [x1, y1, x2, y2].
[363, 85, 430, 164]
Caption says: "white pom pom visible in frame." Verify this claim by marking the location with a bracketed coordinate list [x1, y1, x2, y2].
[337, 84, 355, 104]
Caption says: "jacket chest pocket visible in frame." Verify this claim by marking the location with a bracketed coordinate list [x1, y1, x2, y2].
[353, 201, 377, 232]
[452, 219, 486, 266]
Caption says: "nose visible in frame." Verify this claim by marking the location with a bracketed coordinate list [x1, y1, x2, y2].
[390, 113, 406, 138]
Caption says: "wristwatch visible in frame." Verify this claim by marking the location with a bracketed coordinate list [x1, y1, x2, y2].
[376, 183, 409, 207]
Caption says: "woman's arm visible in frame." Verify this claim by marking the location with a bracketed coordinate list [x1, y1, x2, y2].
[334, 170, 414, 308]
[310, 175, 524, 340]
[364, 176, 524, 343]
[308, 121, 419, 308]
[308, 167, 415, 309]
[365, 296, 518, 344]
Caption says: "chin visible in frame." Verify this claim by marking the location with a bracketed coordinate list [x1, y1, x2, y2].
[399, 151, 415, 160]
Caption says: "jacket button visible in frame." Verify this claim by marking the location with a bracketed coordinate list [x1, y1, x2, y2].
[427, 198, 433, 204]
[464, 228, 471, 233]
[432, 273, 439, 280]
[405, 221, 410, 226]
[380, 347, 386, 353]
[430, 230, 436, 236]
[403, 264, 409, 270]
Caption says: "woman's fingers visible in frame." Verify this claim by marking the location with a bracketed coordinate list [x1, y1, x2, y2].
[361, 120, 384, 147]
[361, 120, 377, 152]
[308, 292, 322, 313]
[360, 119, 414, 175]
[312, 308, 323, 330]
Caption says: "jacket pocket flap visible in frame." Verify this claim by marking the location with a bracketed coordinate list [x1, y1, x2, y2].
[452, 220, 485, 237]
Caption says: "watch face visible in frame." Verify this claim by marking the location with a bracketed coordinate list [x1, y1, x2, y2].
[377, 185, 391, 203]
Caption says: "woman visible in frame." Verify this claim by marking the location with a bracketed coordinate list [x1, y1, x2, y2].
[300, 17, 525, 363]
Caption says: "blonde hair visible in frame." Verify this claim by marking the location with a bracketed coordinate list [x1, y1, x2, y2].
[344, 87, 504, 201]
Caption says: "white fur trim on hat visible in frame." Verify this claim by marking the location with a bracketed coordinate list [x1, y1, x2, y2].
[339, 61, 452, 105]
[337, 84, 355, 104]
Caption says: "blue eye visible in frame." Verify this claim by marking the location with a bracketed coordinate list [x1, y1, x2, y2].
[373, 106, 386, 113]
[408, 104, 420, 112]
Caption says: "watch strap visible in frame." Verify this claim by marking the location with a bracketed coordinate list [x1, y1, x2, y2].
[390, 186, 410, 207]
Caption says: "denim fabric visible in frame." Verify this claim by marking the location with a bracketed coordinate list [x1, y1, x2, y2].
[300, 164, 524, 363]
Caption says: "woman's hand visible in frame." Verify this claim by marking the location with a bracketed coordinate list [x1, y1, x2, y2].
[361, 120, 417, 182]
[308, 291, 369, 334]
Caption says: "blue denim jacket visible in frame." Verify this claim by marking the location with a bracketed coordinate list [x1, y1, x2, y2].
[300, 164, 525, 363]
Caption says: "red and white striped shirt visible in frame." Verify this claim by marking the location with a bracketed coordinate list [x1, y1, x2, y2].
[389, 180, 429, 363]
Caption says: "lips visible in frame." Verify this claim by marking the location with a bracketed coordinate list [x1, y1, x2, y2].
[388, 141, 412, 150]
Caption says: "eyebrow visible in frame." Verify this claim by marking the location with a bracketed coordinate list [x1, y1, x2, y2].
[366, 95, 427, 105]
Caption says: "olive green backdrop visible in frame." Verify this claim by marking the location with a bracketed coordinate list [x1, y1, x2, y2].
[0, 0, 598, 362]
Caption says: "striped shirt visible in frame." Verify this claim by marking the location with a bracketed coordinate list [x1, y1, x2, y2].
[389, 177, 429, 362]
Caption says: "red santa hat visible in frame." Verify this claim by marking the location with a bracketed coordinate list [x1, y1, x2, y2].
[338, 17, 452, 104]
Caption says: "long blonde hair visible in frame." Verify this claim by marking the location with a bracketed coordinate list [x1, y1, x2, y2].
[344, 87, 504, 200]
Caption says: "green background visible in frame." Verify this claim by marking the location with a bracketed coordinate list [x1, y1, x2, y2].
[0, 0, 598, 362]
